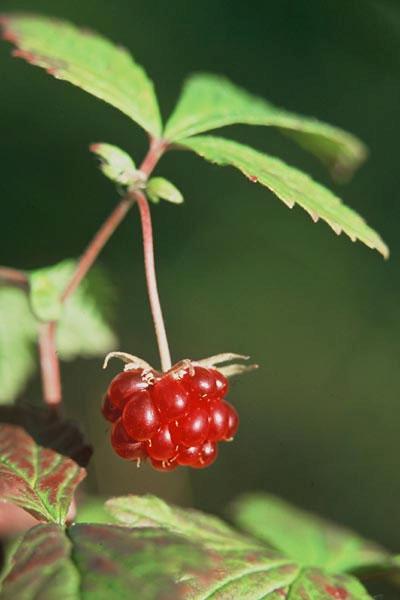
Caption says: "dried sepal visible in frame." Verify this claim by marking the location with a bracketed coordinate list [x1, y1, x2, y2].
[219, 363, 259, 378]
[103, 352, 153, 372]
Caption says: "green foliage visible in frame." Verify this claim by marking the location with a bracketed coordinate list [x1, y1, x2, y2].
[90, 143, 139, 186]
[165, 73, 367, 179]
[231, 494, 388, 573]
[0, 14, 388, 258]
[0, 261, 116, 403]
[0, 287, 37, 404]
[0, 424, 85, 524]
[0, 14, 162, 136]
[29, 260, 116, 360]
[179, 136, 389, 258]
[147, 177, 184, 205]
[0, 524, 206, 600]
[43, 260, 117, 361]
[106, 494, 376, 599]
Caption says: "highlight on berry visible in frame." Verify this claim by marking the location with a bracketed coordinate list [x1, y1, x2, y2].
[102, 352, 258, 471]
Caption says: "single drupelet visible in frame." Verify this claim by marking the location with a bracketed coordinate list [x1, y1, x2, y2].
[102, 361, 239, 471]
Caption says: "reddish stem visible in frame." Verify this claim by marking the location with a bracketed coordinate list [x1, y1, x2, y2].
[0, 266, 28, 288]
[140, 138, 168, 177]
[61, 195, 134, 303]
[38, 322, 62, 406]
[135, 190, 172, 371]
[38, 138, 169, 405]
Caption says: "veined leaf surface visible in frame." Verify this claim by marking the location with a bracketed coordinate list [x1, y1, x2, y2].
[179, 135, 388, 259]
[165, 74, 367, 178]
[0, 14, 162, 136]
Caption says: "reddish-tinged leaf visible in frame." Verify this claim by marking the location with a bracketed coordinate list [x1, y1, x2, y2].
[0, 425, 85, 524]
[0, 403, 92, 467]
[0, 524, 79, 599]
[0, 523, 208, 599]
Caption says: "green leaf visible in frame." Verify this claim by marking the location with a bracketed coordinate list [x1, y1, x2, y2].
[0, 14, 162, 137]
[0, 287, 37, 404]
[179, 136, 389, 259]
[147, 177, 184, 205]
[29, 260, 117, 360]
[287, 568, 372, 599]
[165, 74, 367, 178]
[106, 493, 264, 552]
[90, 143, 139, 186]
[75, 495, 113, 525]
[0, 424, 86, 524]
[106, 495, 373, 599]
[231, 494, 389, 573]
[0, 523, 207, 600]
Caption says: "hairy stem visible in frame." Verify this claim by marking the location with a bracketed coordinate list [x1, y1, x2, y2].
[61, 196, 135, 303]
[0, 266, 28, 288]
[135, 190, 172, 371]
[38, 322, 62, 406]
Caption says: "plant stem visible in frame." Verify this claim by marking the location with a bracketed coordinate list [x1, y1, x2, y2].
[0, 266, 28, 288]
[61, 196, 135, 303]
[38, 322, 62, 406]
[134, 190, 172, 372]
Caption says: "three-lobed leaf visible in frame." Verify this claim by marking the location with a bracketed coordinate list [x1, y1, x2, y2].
[0, 523, 207, 600]
[178, 135, 389, 259]
[0, 424, 85, 524]
[231, 494, 389, 574]
[165, 73, 367, 179]
[0, 287, 37, 404]
[0, 14, 162, 136]
[106, 494, 373, 599]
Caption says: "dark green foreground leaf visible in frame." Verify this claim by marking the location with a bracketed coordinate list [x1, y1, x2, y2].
[231, 494, 389, 574]
[0, 14, 162, 136]
[165, 73, 367, 178]
[107, 495, 373, 599]
[179, 136, 389, 259]
[0, 424, 85, 524]
[0, 524, 207, 600]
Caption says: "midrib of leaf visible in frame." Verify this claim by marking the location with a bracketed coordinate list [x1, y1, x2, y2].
[1, 445, 59, 523]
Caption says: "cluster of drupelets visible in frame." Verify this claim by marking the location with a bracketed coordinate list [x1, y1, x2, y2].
[102, 362, 239, 471]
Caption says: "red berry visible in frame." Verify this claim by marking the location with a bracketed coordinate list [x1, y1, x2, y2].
[151, 375, 189, 420]
[197, 440, 218, 468]
[176, 445, 201, 467]
[223, 401, 239, 440]
[102, 394, 120, 423]
[108, 369, 149, 410]
[111, 419, 146, 461]
[122, 392, 160, 441]
[171, 407, 209, 447]
[151, 458, 177, 472]
[207, 399, 229, 441]
[147, 424, 177, 461]
[214, 370, 228, 397]
[184, 366, 217, 398]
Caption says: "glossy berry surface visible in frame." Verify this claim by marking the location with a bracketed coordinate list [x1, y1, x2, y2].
[104, 361, 238, 471]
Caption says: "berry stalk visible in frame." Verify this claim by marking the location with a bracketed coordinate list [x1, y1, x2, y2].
[134, 190, 172, 372]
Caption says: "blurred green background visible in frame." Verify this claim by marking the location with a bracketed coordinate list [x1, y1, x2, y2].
[1, 0, 399, 552]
